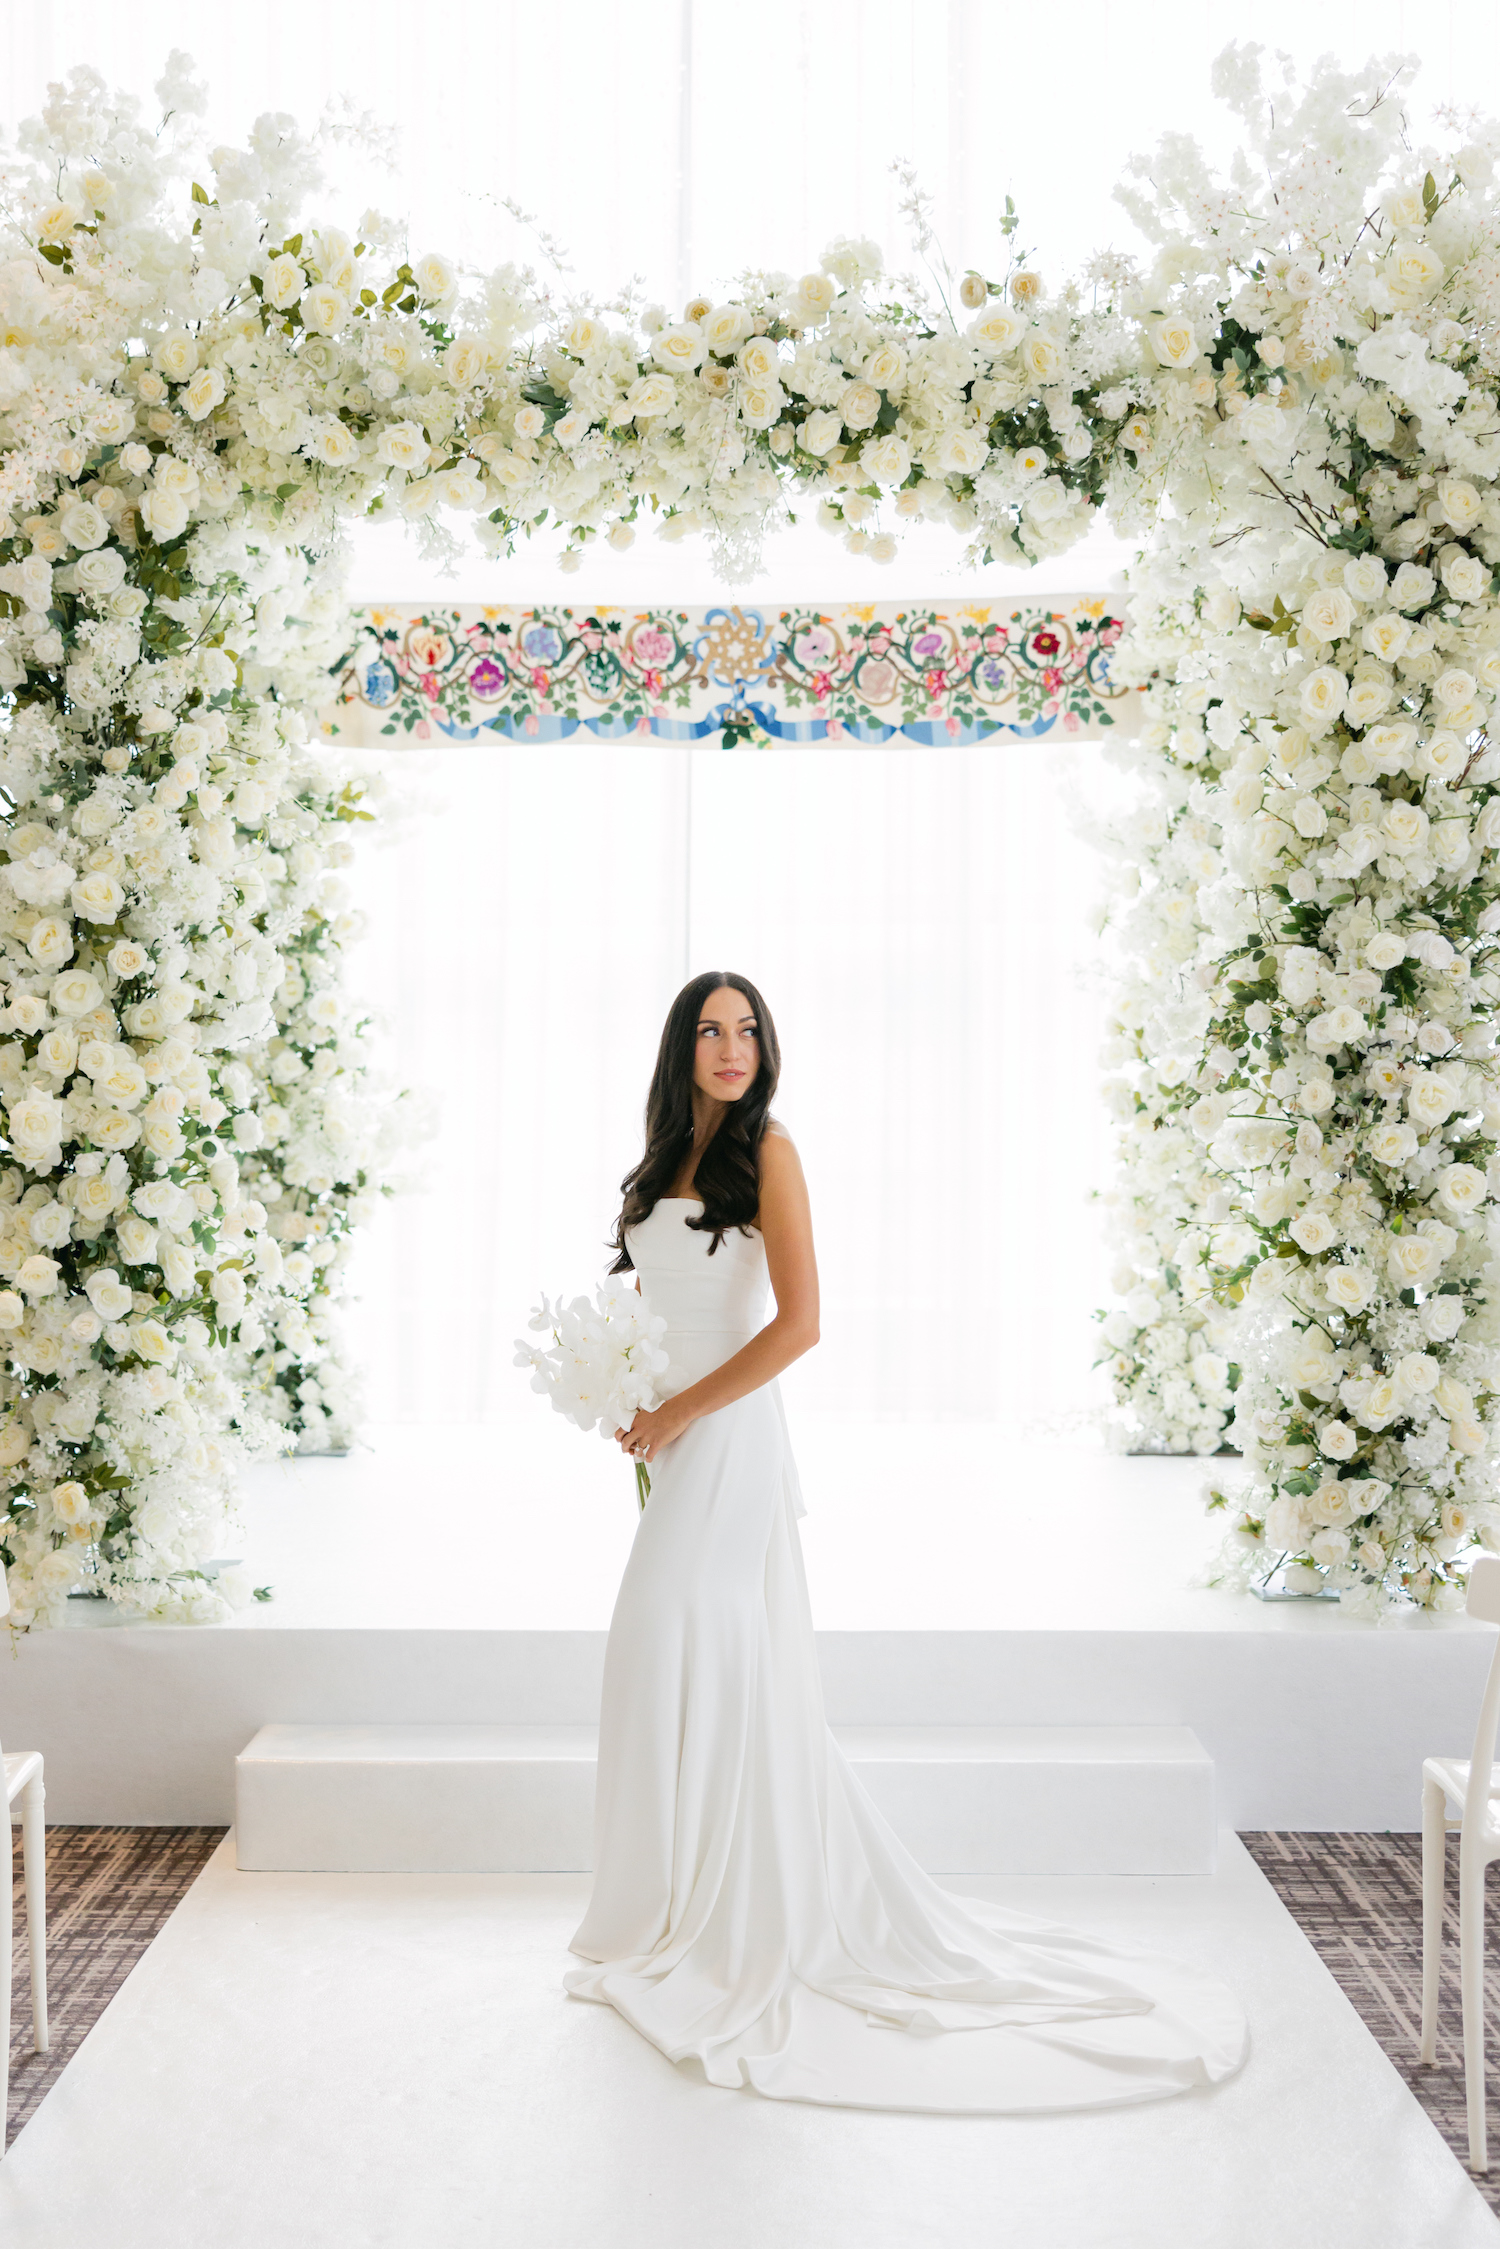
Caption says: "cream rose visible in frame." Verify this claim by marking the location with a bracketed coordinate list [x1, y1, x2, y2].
[1150, 317, 1197, 367]
[262, 254, 304, 311]
[58, 499, 108, 551]
[841, 383, 882, 432]
[861, 435, 911, 485]
[182, 367, 226, 421]
[701, 304, 751, 354]
[27, 915, 74, 969]
[626, 374, 676, 419]
[652, 324, 706, 373]
[71, 870, 126, 922]
[1290, 1209, 1338, 1254]
[737, 335, 779, 382]
[802, 409, 842, 456]
[1303, 588, 1354, 643]
[139, 485, 191, 541]
[969, 306, 1024, 356]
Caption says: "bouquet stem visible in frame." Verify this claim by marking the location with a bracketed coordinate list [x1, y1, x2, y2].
[634, 1460, 651, 1513]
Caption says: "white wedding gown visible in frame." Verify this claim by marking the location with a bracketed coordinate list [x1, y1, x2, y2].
[565, 1201, 1248, 2111]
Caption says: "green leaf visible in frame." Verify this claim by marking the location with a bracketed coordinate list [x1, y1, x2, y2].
[1423, 170, 1440, 221]
[190, 182, 211, 205]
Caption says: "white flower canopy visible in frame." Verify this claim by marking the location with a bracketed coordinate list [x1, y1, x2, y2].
[1, 44, 1498, 1626]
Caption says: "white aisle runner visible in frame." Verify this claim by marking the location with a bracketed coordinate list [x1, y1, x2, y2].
[0, 1836, 1491, 2248]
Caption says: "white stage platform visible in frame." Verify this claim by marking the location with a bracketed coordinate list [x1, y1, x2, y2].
[2, 1422, 1492, 1831]
[0, 1833, 1492, 2249]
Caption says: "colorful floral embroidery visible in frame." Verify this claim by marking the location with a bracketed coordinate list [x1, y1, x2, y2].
[324, 601, 1136, 748]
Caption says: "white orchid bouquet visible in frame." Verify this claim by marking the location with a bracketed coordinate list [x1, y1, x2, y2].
[516, 1280, 672, 1511]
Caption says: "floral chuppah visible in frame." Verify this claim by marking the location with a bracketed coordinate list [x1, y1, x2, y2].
[2, 47, 1499, 1625]
[1089, 53, 1500, 1611]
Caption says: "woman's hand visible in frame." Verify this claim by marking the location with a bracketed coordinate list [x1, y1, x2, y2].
[617, 1402, 688, 1465]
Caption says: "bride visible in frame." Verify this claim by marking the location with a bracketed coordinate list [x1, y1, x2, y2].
[565, 971, 1248, 2112]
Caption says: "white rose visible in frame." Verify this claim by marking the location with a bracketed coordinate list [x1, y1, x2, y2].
[412, 252, 458, 305]
[376, 421, 430, 472]
[50, 969, 102, 1017]
[261, 254, 304, 310]
[794, 272, 837, 316]
[564, 314, 604, 357]
[1298, 666, 1347, 730]
[116, 1216, 157, 1264]
[1365, 932, 1406, 971]
[1442, 551, 1490, 603]
[1290, 1209, 1338, 1255]
[864, 343, 906, 391]
[652, 324, 706, 373]
[1343, 555, 1388, 604]
[626, 374, 676, 419]
[182, 367, 226, 421]
[160, 1240, 196, 1297]
[841, 383, 882, 432]
[58, 499, 108, 551]
[737, 335, 779, 382]
[701, 304, 751, 354]
[1368, 1120, 1417, 1166]
[1436, 477, 1483, 534]
[1324, 1264, 1375, 1312]
[1381, 800, 1428, 851]
[1303, 588, 1355, 643]
[1343, 678, 1390, 730]
[1387, 1231, 1448, 1287]
[1321, 1421, 1359, 1460]
[155, 333, 199, 382]
[84, 1269, 131, 1320]
[139, 487, 190, 540]
[738, 379, 785, 431]
[1020, 332, 1064, 383]
[73, 547, 126, 599]
[1434, 668, 1478, 711]
[445, 338, 488, 389]
[968, 306, 1024, 355]
[1407, 1073, 1458, 1128]
[71, 870, 126, 922]
[1435, 1162, 1487, 1214]
[27, 915, 74, 969]
[128, 1318, 175, 1364]
[935, 427, 988, 477]
[802, 409, 843, 456]
[1396, 1351, 1441, 1394]
[300, 284, 349, 335]
[1149, 317, 1197, 367]
[861, 435, 911, 485]
[1391, 562, 1436, 610]
[1362, 613, 1411, 664]
[15, 1255, 59, 1298]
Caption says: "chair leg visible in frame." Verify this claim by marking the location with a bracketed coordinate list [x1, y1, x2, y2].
[20, 1778, 45, 2055]
[1461, 1843, 1489, 2173]
[1422, 1776, 1447, 2064]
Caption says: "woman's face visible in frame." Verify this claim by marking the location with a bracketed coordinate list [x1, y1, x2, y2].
[692, 985, 760, 1107]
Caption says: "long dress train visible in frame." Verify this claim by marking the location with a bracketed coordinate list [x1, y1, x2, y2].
[565, 1200, 1248, 2112]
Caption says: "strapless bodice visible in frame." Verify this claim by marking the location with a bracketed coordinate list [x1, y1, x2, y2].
[625, 1199, 769, 1340]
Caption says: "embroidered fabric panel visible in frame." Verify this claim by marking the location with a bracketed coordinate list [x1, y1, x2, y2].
[319, 599, 1139, 747]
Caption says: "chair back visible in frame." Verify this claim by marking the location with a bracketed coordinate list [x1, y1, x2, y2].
[1466, 1556, 1500, 1827]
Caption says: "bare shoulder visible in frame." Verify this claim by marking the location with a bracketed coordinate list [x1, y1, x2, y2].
[757, 1122, 808, 1202]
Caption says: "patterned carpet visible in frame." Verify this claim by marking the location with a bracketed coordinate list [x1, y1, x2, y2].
[6, 1825, 225, 2146]
[1243, 1831, 1500, 2213]
[3, 1825, 1498, 2209]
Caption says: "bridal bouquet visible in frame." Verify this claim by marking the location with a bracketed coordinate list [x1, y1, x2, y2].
[515, 1281, 672, 1511]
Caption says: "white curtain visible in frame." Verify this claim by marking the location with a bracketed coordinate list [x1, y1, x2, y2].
[343, 744, 1116, 1429]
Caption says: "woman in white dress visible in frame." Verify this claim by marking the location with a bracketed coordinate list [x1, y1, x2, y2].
[566, 971, 1248, 2112]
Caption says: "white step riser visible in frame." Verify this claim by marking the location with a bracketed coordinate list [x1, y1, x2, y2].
[236, 1725, 1215, 1877]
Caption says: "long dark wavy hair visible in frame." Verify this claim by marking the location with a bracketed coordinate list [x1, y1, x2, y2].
[610, 971, 781, 1270]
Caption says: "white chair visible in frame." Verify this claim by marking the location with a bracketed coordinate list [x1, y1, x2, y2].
[1422, 1551, 1500, 2172]
[0, 1567, 48, 2150]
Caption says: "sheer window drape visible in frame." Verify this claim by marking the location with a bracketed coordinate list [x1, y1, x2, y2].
[343, 747, 1114, 1427]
